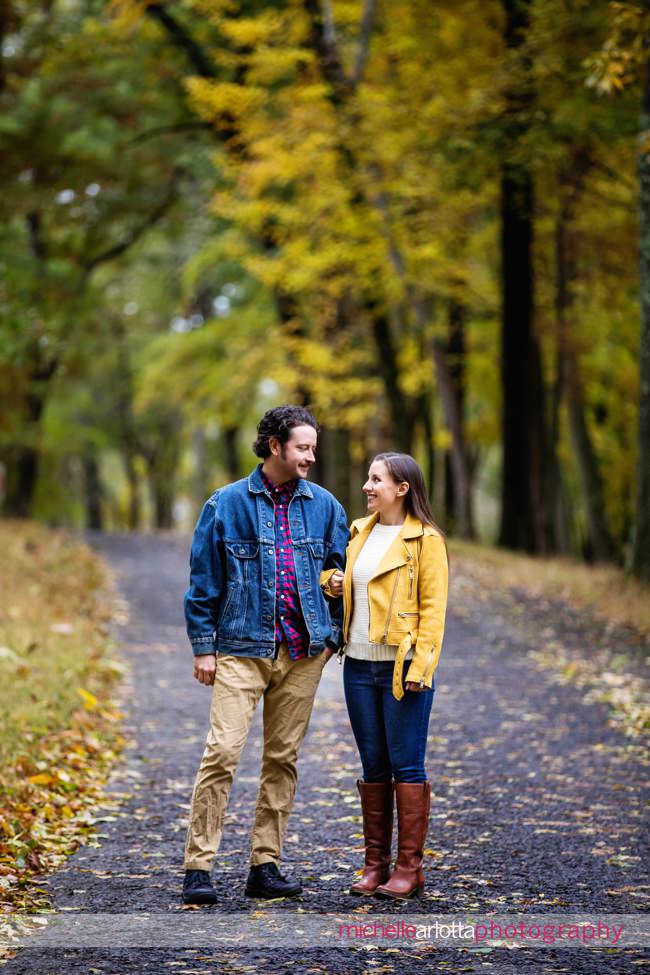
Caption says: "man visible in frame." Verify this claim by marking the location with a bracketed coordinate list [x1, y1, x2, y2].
[182, 405, 349, 905]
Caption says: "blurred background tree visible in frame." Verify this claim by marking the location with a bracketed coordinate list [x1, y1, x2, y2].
[0, 0, 647, 575]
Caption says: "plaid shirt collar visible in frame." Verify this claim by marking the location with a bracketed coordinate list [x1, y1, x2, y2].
[259, 467, 298, 502]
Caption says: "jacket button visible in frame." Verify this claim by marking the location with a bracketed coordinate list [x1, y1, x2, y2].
[268, 548, 273, 555]
[267, 521, 272, 527]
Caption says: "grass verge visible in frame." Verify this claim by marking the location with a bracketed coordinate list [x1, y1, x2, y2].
[0, 520, 125, 917]
[450, 539, 650, 638]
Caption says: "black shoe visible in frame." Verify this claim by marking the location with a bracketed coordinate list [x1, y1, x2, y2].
[245, 862, 302, 899]
[182, 869, 218, 905]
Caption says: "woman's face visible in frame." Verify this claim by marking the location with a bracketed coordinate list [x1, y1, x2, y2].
[362, 460, 407, 514]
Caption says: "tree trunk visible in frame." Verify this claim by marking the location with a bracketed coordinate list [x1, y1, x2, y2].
[498, 162, 542, 552]
[223, 425, 240, 482]
[146, 433, 181, 531]
[123, 451, 141, 531]
[3, 358, 56, 517]
[82, 452, 103, 532]
[419, 391, 435, 502]
[313, 426, 352, 512]
[370, 308, 414, 452]
[433, 299, 475, 539]
[555, 176, 617, 563]
[565, 358, 618, 561]
[498, 0, 547, 553]
[151, 474, 175, 530]
[3, 213, 58, 518]
[630, 48, 650, 579]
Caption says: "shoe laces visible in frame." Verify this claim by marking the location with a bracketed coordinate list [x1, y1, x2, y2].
[258, 862, 281, 878]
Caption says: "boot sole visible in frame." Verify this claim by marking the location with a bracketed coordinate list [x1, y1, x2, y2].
[374, 885, 424, 900]
[244, 887, 302, 899]
[182, 891, 218, 905]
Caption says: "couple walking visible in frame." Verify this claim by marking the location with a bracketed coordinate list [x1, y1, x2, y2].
[182, 405, 448, 905]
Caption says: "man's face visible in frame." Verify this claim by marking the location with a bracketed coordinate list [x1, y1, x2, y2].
[271, 424, 317, 480]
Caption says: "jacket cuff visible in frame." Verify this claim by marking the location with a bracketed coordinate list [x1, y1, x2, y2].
[406, 643, 440, 687]
[190, 635, 216, 657]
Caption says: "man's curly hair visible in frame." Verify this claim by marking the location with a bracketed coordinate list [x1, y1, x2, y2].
[252, 405, 320, 459]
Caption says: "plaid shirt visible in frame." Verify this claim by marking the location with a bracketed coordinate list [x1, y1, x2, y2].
[260, 468, 309, 660]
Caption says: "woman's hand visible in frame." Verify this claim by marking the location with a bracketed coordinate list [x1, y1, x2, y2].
[328, 569, 344, 597]
[405, 681, 427, 692]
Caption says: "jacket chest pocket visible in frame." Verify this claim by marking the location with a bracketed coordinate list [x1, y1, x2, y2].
[295, 539, 325, 565]
[226, 541, 259, 584]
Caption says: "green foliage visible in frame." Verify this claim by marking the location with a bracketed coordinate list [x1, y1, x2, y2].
[0, 0, 645, 556]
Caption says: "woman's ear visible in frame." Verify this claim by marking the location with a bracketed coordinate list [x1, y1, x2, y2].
[397, 481, 410, 497]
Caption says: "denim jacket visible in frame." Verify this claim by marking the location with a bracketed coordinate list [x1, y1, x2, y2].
[184, 465, 349, 658]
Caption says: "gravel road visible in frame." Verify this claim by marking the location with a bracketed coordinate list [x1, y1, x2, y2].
[3, 533, 648, 974]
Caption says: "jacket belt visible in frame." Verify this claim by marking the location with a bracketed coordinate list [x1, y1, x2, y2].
[391, 633, 414, 701]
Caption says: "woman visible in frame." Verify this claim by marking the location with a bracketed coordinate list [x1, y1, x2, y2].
[324, 452, 448, 900]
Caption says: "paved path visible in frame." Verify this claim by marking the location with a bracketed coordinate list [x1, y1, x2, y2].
[4, 535, 648, 973]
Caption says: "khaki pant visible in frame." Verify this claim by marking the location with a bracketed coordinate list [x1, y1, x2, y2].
[184, 644, 327, 871]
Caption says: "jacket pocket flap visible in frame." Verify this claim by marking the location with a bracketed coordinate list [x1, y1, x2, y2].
[227, 542, 260, 558]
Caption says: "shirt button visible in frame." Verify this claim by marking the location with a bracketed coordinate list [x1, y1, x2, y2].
[280, 548, 284, 552]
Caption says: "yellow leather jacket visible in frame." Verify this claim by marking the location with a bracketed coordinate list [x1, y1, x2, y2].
[322, 511, 448, 700]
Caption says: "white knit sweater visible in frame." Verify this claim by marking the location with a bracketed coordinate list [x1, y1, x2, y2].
[346, 522, 413, 662]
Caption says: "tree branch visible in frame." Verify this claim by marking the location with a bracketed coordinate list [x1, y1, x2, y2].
[144, 2, 217, 78]
[130, 120, 213, 146]
[81, 188, 176, 283]
[352, 0, 376, 86]
[303, 0, 351, 101]
[143, 3, 241, 144]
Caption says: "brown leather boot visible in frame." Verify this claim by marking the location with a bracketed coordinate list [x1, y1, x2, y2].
[374, 781, 430, 900]
[349, 780, 393, 895]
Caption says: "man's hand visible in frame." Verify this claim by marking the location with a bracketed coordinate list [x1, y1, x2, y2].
[322, 646, 337, 663]
[194, 653, 217, 686]
[405, 681, 427, 692]
[328, 570, 344, 597]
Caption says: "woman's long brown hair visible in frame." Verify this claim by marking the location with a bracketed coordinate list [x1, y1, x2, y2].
[373, 452, 449, 561]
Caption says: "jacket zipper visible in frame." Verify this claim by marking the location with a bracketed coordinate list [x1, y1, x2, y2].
[419, 647, 437, 688]
[382, 566, 401, 642]
[408, 562, 414, 599]
[397, 612, 419, 618]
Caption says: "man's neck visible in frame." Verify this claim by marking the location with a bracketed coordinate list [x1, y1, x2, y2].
[261, 461, 293, 488]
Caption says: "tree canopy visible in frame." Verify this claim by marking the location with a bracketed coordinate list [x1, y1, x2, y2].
[0, 0, 647, 575]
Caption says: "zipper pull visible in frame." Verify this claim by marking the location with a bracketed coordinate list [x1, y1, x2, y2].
[419, 676, 425, 689]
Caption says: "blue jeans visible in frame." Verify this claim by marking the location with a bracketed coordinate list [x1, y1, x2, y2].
[343, 656, 435, 783]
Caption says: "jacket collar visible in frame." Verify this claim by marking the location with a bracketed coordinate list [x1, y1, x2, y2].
[350, 510, 424, 540]
[248, 464, 314, 499]
[347, 510, 424, 581]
